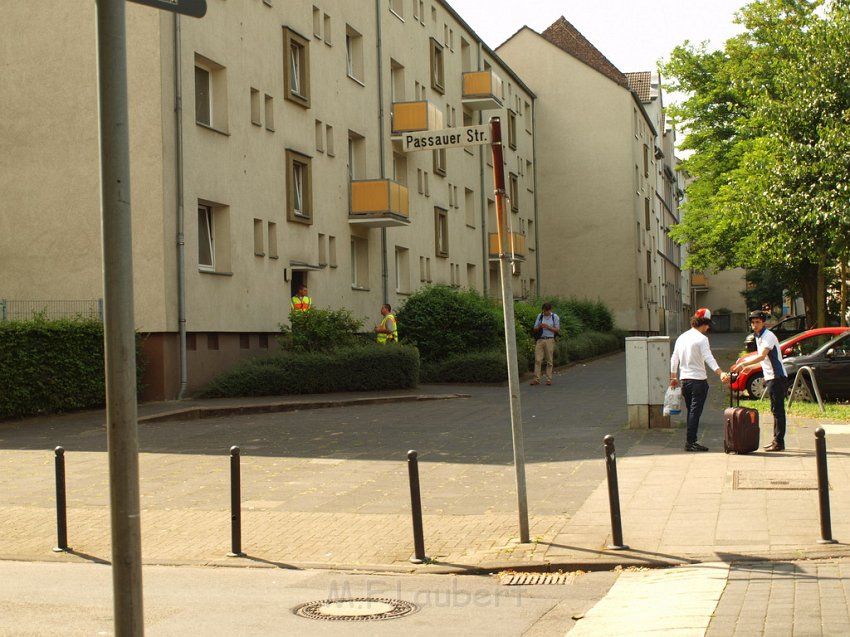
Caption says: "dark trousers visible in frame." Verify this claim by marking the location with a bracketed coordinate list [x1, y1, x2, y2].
[681, 379, 709, 445]
[766, 377, 787, 445]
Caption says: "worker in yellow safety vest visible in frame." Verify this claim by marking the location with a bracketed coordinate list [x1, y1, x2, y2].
[290, 285, 312, 312]
[375, 304, 398, 343]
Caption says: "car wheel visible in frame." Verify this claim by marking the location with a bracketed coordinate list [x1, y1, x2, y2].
[746, 373, 766, 400]
[787, 378, 813, 402]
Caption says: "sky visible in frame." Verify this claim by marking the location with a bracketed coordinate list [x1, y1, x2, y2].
[447, 0, 747, 75]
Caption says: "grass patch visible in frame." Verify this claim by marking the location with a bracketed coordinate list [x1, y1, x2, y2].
[739, 397, 850, 422]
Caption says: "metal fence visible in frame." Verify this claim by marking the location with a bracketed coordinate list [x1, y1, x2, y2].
[0, 299, 104, 322]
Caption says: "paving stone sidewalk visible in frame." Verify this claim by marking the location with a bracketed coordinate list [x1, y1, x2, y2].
[2, 333, 850, 575]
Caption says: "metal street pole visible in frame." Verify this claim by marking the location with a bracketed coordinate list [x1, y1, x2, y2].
[95, 1, 145, 634]
[489, 117, 529, 543]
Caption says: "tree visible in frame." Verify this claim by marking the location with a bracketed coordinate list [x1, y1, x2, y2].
[664, 0, 850, 326]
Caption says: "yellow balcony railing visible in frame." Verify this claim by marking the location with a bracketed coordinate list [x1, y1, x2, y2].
[691, 273, 709, 288]
[391, 101, 443, 135]
[350, 179, 410, 228]
[488, 232, 526, 260]
[462, 70, 504, 110]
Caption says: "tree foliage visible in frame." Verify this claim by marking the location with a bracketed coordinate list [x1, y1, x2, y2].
[663, 0, 850, 324]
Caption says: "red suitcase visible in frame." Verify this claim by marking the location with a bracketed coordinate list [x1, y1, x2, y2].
[724, 376, 760, 454]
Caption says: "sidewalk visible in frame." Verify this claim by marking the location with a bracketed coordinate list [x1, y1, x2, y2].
[2, 332, 849, 575]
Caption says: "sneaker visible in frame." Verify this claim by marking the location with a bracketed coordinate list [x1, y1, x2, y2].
[545, 379, 552, 385]
[529, 379, 540, 386]
[685, 442, 709, 452]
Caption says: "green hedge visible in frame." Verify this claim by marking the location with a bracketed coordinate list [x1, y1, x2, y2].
[420, 347, 529, 383]
[200, 344, 420, 397]
[0, 319, 116, 418]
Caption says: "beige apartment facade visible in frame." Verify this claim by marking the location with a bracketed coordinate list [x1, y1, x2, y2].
[1, 0, 538, 399]
[498, 18, 671, 334]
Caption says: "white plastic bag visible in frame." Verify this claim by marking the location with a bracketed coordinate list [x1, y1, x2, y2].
[663, 385, 682, 416]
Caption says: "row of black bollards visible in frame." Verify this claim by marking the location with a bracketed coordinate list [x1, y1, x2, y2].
[48, 430, 836, 559]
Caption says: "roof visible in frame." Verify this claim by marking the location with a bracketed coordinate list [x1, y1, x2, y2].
[540, 17, 629, 90]
[624, 71, 652, 102]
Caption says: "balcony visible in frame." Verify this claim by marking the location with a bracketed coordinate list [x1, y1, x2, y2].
[488, 232, 526, 261]
[391, 101, 443, 136]
[462, 70, 504, 110]
[691, 273, 709, 290]
[349, 179, 410, 228]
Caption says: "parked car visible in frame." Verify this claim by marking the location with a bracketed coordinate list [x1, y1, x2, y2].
[783, 330, 850, 401]
[732, 327, 849, 398]
[744, 314, 808, 352]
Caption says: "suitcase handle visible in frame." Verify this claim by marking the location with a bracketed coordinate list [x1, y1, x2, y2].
[729, 372, 739, 408]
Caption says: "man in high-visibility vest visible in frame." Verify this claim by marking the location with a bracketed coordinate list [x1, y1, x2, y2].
[375, 304, 398, 343]
[290, 285, 312, 312]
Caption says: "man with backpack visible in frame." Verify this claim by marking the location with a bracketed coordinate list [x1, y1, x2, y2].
[530, 303, 560, 386]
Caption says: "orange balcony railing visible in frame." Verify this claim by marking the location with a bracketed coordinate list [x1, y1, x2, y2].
[350, 179, 410, 228]
[391, 101, 444, 136]
[462, 70, 504, 110]
[488, 232, 526, 260]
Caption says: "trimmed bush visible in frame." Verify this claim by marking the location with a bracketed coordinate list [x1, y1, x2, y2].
[562, 331, 620, 362]
[0, 319, 142, 418]
[395, 285, 500, 361]
[279, 308, 364, 353]
[420, 347, 529, 383]
[200, 344, 420, 397]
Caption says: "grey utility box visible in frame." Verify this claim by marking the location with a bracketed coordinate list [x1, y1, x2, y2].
[625, 336, 671, 429]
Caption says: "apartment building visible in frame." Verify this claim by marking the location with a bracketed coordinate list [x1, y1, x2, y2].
[624, 71, 687, 336]
[1, 0, 538, 399]
[497, 17, 670, 334]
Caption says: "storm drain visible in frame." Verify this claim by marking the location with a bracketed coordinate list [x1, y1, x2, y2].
[732, 470, 823, 490]
[499, 572, 580, 586]
[292, 598, 418, 621]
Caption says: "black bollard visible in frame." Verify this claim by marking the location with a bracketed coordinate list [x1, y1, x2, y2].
[227, 446, 246, 557]
[407, 450, 429, 564]
[603, 436, 629, 550]
[53, 446, 70, 552]
[815, 429, 837, 544]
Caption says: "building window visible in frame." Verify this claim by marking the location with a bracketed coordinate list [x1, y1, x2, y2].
[264, 94, 274, 131]
[434, 207, 449, 257]
[326, 124, 335, 156]
[315, 119, 324, 153]
[194, 54, 228, 131]
[268, 221, 278, 259]
[350, 236, 369, 288]
[348, 131, 365, 180]
[253, 218, 264, 256]
[643, 144, 649, 177]
[507, 110, 517, 150]
[390, 59, 405, 102]
[312, 6, 321, 38]
[465, 187, 475, 228]
[345, 25, 364, 83]
[283, 27, 310, 108]
[207, 333, 219, 350]
[393, 152, 408, 186]
[328, 235, 337, 267]
[239, 334, 250, 349]
[250, 88, 261, 126]
[286, 150, 312, 224]
[390, 0, 404, 19]
[432, 148, 447, 176]
[395, 246, 410, 293]
[429, 38, 444, 94]
[509, 173, 519, 213]
[197, 201, 231, 273]
[198, 205, 215, 271]
[323, 14, 332, 45]
[318, 233, 327, 266]
[259, 334, 269, 348]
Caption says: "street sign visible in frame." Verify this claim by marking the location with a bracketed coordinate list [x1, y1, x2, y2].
[402, 125, 490, 152]
[126, 0, 207, 17]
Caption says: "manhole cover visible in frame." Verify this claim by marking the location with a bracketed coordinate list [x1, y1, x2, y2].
[733, 470, 824, 490]
[292, 598, 418, 621]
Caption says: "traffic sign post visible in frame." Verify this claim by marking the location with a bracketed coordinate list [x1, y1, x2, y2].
[96, 1, 207, 635]
[488, 116, 530, 545]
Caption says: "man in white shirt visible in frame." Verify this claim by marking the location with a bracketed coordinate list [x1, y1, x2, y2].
[731, 310, 788, 451]
[670, 308, 729, 452]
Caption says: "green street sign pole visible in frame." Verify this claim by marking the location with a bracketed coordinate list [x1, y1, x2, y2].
[95, 1, 144, 635]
